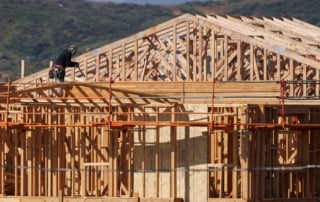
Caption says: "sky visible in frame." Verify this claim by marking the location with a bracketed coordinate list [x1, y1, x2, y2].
[85, 0, 214, 5]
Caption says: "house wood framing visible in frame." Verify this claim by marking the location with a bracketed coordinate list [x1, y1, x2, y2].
[0, 13, 320, 202]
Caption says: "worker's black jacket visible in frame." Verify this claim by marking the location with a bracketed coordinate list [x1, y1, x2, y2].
[55, 49, 78, 69]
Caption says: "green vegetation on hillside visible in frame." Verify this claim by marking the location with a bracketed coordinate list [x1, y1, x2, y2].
[0, 0, 319, 81]
[0, 0, 173, 80]
[228, 0, 320, 24]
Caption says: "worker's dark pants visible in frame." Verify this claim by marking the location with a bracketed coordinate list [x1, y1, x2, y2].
[54, 68, 65, 96]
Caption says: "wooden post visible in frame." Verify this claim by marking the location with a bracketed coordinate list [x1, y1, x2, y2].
[173, 23, 177, 81]
[223, 35, 228, 81]
[170, 106, 177, 198]
[236, 41, 242, 81]
[80, 111, 86, 197]
[263, 49, 267, 80]
[232, 110, 238, 198]
[250, 45, 254, 80]
[20, 127, 26, 196]
[14, 130, 18, 195]
[193, 26, 197, 81]
[155, 107, 160, 197]
[58, 189, 64, 202]
[276, 54, 281, 81]
[240, 105, 249, 200]
[46, 111, 52, 197]
[27, 130, 33, 196]
[108, 129, 114, 196]
[0, 128, 3, 195]
[186, 20, 190, 81]
[21, 60, 25, 79]
[134, 39, 138, 81]
[122, 43, 125, 81]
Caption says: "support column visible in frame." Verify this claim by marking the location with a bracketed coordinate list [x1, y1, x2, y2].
[240, 105, 249, 200]
[170, 106, 177, 198]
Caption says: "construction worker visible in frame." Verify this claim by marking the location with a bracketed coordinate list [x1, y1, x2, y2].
[52, 44, 79, 96]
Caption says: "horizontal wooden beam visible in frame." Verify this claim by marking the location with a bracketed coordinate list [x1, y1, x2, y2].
[7, 81, 281, 106]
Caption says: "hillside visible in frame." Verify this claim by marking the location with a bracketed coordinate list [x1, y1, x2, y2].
[0, 0, 319, 81]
